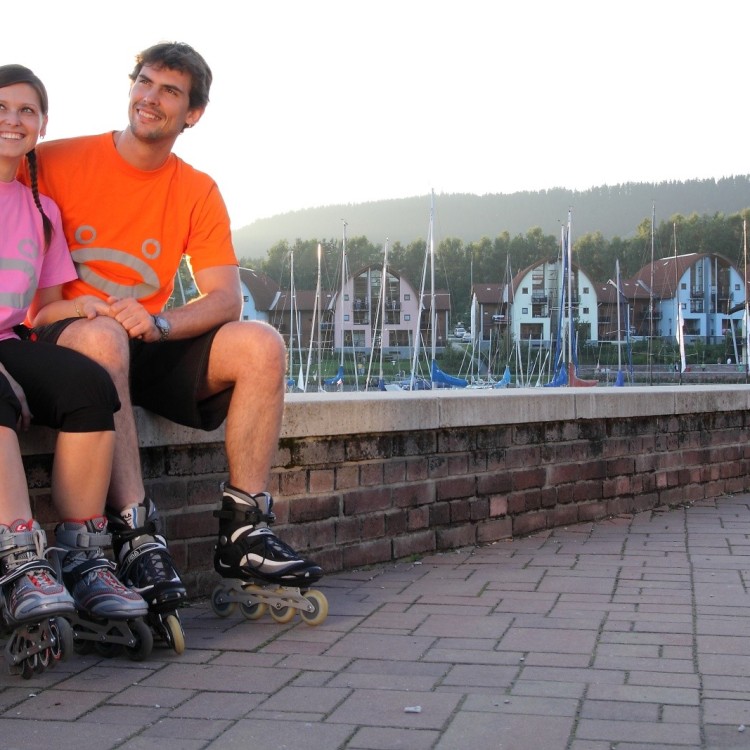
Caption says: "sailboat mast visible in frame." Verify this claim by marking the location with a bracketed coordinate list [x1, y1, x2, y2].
[379, 239, 390, 385]
[616, 259, 622, 372]
[648, 203, 655, 385]
[744, 219, 749, 381]
[429, 190, 437, 363]
[340, 221, 347, 370]
[673, 222, 686, 382]
[289, 249, 295, 385]
[566, 209, 573, 369]
[316, 242, 322, 391]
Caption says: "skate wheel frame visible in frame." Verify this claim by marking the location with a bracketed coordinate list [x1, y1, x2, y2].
[3, 616, 73, 678]
[71, 615, 154, 662]
[210, 582, 329, 627]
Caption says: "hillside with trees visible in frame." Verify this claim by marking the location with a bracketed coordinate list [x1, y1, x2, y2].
[234, 176, 750, 259]
[234, 177, 750, 323]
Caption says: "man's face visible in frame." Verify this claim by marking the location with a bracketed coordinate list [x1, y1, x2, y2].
[128, 63, 203, 143]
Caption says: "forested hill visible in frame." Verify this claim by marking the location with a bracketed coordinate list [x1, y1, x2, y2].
[232, 176, 750, 260]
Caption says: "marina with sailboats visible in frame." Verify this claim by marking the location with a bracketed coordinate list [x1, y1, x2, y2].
[236, 193, 750, 392]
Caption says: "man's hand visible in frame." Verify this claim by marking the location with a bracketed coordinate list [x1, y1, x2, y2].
[107, 297, 161, 342]
[77, 295, 113, 320]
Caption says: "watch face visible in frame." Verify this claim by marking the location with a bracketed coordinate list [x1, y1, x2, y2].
[154, 315, 170, 338]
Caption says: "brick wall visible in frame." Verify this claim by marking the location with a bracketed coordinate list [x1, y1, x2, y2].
[20, 387, 750, 598]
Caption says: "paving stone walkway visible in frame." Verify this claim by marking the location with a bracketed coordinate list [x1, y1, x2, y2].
[2, 494, 750, 749]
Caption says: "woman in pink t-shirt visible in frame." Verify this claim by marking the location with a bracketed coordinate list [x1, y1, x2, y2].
[0, 65, 147, 675]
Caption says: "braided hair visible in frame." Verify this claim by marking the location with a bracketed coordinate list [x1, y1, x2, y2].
[24, 149, 52, 251]
[0, 64, 53, 251]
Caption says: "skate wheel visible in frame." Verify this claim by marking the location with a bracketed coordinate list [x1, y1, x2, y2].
[33, 652, 46, 675]
[126, 619, 153, 662]
[49, 617, 73, 663]
[211, 586, 236, 618]
[39, 649, 51, 670]
[164, 613, 185, 655]
[21, 657, 35, 679]
[269, 602, 296, 624]
[300, 590, 329, 627]
[239, 602, 267, 621]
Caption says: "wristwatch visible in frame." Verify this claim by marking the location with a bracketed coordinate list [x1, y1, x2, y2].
[152, 314, 171, 342]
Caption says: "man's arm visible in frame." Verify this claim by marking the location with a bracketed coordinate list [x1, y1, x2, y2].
[108, 265, 242, 342]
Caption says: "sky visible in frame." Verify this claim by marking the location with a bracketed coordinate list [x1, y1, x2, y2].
[7, 0, 748, 230]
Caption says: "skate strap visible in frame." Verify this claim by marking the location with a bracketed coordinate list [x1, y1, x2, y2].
[0, 528, 47, 557]
[54, 527, 112, 550]
[114, 520, 158, 542]
[0, 558, 58, 587]
[64, 556, 117, 584]
[213, 505, 276, 526]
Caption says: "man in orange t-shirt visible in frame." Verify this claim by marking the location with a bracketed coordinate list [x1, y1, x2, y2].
[27, 43, 323, 645]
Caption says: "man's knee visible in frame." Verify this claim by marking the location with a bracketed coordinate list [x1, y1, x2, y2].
[208, 322, 286, 389]
[59, 317, 130, 369]
[223, 321, 285, 362]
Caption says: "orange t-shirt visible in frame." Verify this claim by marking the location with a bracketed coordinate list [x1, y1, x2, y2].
[28, 132, 237, 313]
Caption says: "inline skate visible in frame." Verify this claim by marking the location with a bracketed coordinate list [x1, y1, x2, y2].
[107, 499, 187, 654]
[0, 520, 75, 678]
[52, 518, 153, 661]
[211, 485, 328, 626]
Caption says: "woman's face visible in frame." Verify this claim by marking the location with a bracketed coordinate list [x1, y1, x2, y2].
[0, 82, 47, 165]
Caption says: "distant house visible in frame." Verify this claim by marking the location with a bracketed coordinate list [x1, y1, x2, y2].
[510, 258, 599, 345]
[596, 252, 746, 345]
[331, 265, 419, 352]
[471, 282, 508, 341]
[238, 268, 279, 323]
[269, 288, 335, 355]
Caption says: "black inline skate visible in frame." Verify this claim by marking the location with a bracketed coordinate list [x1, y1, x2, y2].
[107, 499, 187, 654]
[0, 520, 75, 678]
[52, 518, 153, 661]
[211, 484, 328, 626]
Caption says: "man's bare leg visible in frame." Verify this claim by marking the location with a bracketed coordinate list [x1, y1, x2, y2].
[201, 320, 286, 493]
[53, 317, 169, 614]
[55, 317, 146, 511]
[205, 321, 323, 587]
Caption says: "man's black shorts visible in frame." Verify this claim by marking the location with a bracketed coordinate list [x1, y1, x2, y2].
[29, 319, 232, 431]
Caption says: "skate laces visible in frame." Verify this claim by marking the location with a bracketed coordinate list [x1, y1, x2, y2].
[253, 528, 303, 562]
[25, 567, 60, 592]
[121, 540, 181, 589]
[233, 527, 305, 570]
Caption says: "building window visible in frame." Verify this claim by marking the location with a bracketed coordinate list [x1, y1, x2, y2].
[404, 314, 411, 321]
[243, 295, 249, 302]
[344, 314, 350, 322]
[583, 287, 589, 294]
[522, 307, 528, 315]
[344, 294, 349, 301]
[583, 307, 589, 314]
[404, 293, 410, 301]
[681, 282, 687, 290]
[522, 287, 528, 295]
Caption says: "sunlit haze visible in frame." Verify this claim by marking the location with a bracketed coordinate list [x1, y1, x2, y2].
[8, 0, 747, 229]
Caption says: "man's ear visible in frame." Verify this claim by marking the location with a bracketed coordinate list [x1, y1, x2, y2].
[184, 107, 205, 130]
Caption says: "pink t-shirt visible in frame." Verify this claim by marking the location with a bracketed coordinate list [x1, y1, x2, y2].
[0, 179, 75, 341]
